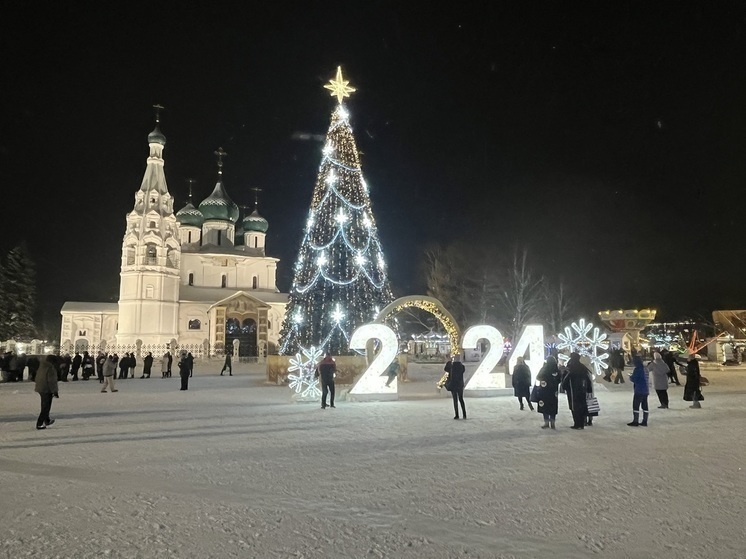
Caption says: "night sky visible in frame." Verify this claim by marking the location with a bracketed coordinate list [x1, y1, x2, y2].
[2, 2, 745, 333]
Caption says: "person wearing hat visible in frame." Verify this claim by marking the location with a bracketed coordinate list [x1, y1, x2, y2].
[178, 352, 191, 390]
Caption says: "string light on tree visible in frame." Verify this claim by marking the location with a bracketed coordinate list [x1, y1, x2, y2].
[280, 66, 393, 355]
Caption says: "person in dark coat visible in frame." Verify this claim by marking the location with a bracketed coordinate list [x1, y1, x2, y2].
[178, 352, 190, 390]
[585, 366, 598, 427]
[60, 353, 72, 382]
[447, 354, 467, 420]
[628, 355, 650, 426]
[141, 352, 153, 378]
[561, 352, 592, 429]
[511, 356, 533, 411]
[186, 352, 194, 378]
[166, 352, 173, 377]
[536, 356, 560, 429]
[26, 355, 40, 382]
[70, 352, 82, 381]
[316, 353, 336, 409]
[81, 351, 95, 380]
[662, 349, 682, 385]
[127, 353, 137, 378]
[220, 351, 232, 376]
[95, 351, 107, 383]
[35, 355, 59, 430]
[684, 353, 703, 408]
[118, 354, 129, 379]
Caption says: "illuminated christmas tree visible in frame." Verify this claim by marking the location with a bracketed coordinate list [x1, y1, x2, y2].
[280, 67, 394, 355]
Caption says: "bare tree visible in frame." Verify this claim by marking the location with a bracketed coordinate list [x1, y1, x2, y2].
[543, 278, 577, 335]
[463, 255, 501, 326]
[499, 248, 544, 341]
[423, 244, 471, 325]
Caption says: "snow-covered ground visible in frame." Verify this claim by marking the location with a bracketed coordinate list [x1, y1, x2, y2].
[1, 361, 745, 558]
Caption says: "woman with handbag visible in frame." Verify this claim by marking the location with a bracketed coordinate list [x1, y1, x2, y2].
[585, 367, 599, 426]
[535, 356, 560, 429]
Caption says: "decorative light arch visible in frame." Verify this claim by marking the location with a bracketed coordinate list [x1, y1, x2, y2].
[375, 296, 460, 351]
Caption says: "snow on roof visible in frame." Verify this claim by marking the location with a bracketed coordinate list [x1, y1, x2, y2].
[61, 302, 119, 314]
[178, 285, 288, 304]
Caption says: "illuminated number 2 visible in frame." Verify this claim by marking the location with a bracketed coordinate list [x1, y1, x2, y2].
[349, 324, 398, 396]
[462, 325, 505, 391]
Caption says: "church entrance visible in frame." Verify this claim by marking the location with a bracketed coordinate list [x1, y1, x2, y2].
[225, 317, 257, 357]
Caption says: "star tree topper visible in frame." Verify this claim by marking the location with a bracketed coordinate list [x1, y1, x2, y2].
[324, 66, 356, 103]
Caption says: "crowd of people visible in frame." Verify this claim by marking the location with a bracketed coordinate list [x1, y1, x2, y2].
[504, 349, 706, 430]
[5, 342, 710, 430]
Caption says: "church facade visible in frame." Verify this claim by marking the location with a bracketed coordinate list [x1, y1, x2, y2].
[60, 121, 288, 358]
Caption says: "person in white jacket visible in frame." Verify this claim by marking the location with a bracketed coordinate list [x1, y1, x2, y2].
[648, 352, 670, 409]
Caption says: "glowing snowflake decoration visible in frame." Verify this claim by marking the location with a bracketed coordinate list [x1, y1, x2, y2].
[335, 209, 349, 224]
[556, 318, 610, 375]
[287, 346, 323, 398]
[331, 304, 345, 323]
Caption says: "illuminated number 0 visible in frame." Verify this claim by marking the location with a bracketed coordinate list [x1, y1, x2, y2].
[462, 325, 504, 391]
[349, 323, 398, 396]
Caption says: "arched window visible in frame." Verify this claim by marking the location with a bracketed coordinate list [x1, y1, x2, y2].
[149, 221, 156, 229]
[217, 230, 222, 246]
[188, 231, 192, 243]
[221, 275, 227, 288]
[254, 237, 258, 248]
[252, 276, 258, 289]
[126, 246, 135, 265]
[146, 244, 157, 264]
[188, 319, 201, 330]
[268, 320, 272, 331]
[188, 273, 194, 286]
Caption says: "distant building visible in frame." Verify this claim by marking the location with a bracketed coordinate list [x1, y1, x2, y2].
[60, 119, 287, 358]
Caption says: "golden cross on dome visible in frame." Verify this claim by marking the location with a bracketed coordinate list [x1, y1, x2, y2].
[324, 66, 356, 104]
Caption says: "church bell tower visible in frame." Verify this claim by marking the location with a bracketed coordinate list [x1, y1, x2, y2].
[117, 106, 181, 346]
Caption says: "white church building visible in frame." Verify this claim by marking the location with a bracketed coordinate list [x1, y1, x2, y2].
[60, 119, 288, 358]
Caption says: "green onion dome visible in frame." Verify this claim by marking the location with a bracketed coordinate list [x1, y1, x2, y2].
[148, 125, 166, 145]
[198, 179, 239, 222]
[243, 209, 269, 233]
[175, 201, 204, 228]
